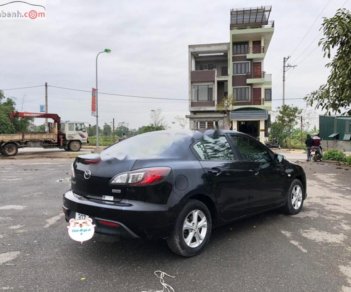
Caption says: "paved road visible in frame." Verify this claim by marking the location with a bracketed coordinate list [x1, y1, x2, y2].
[0, 156, 350, 291]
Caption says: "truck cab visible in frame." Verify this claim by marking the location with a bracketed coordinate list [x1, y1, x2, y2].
[60, 122, 88, 151]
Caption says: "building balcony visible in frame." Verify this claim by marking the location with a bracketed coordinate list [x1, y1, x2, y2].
[191, 101, 215, 107]
[246, 72, 271, 84]
[232, 100, 272, 111]
[190, 100, 216, 111]
[191, 70, 216, 83]
[230, 20, 274, 30]
[247, 46, 265, 59]
[191, 68, 229, 83]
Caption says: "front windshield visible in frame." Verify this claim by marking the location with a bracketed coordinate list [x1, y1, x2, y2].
[101, 131, 192, 160]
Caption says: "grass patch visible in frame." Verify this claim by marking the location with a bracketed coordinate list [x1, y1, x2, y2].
[323, 149, 351, 165]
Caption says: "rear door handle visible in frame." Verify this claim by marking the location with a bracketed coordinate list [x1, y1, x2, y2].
[208, 167, 222, 176]
[249, 169, 260, 176]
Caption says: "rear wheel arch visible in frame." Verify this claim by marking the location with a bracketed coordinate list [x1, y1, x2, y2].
[188, 194, 217, 224]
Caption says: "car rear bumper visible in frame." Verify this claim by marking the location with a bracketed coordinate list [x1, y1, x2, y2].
[63, 190, 175, 239]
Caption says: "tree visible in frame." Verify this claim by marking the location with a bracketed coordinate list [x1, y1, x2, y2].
[270, 105, 302, 147]
[305, 8, 351, 115]
[87, 124, 102, 137]
[0, 91, 31, 134]
[102, 123, 112, 136]
[137, 125, 164, 134]
[174, 116, 187, 129]
[150, 108, 167, 128]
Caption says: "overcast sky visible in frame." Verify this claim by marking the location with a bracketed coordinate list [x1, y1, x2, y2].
[1, 0, 350, 129]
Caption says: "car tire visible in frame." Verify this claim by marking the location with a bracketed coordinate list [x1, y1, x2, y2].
[1, 143, 18, 156]
[167, 200, 212, 257]
[284, 179, 304, 215]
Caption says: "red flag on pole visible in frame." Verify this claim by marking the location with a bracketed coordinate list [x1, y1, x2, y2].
[92, 88, 96, 116]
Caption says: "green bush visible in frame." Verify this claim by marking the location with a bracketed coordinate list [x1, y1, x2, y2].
[88, 136, 118, 147]
[345, 156, 351, 166]
[323, 149, 347, 162]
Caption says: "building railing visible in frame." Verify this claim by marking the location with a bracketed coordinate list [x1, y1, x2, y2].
[230, 20, 274, 30]
[263, 21, 274, 28]
[248, 46, 265, 54]
[191, 101, 215, 107]
[246, 71, 271, 81]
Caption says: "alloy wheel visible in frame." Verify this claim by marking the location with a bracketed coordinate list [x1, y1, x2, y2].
[291, 185, 303, 210]
[182, 209, 208, 248]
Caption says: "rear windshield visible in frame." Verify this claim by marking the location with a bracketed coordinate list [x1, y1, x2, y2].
[101, 131, 193, 160]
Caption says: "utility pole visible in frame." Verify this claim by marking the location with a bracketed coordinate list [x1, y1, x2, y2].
[301, 115, 303, 143]
[45, 82, 48, 131]
[282, 56, 297, 106]
[112, 118, 115, 142]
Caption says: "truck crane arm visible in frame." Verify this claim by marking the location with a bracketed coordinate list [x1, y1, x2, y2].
[11, 112, 61, 125]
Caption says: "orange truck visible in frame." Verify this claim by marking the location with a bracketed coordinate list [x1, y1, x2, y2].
[0, 112, 88, 156]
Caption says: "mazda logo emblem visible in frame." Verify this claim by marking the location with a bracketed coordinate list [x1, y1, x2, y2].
[84, 170, 91, 180]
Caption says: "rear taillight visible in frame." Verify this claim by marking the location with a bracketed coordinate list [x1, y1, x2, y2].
[97, 219, 120, 228]
[83, 158, 101, 164]
[110, 167, 171, 186]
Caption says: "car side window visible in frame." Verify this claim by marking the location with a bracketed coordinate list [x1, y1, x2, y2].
[193, 135, 235, 161]
[229, 135, 271, 163]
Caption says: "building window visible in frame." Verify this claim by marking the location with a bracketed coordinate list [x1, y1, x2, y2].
[207, 121, 214, 129]
[196, 121, 217, 130]
[192, 84, 214, 102]
[233, 62, 251, 75]
[196, 63, 215, 70]
[265, 88, 272, 101]
[233, 87, 250, 102]
[198, 121, 206, 129]
[233, 42, 249, 55]
[221, 66, 228, 76]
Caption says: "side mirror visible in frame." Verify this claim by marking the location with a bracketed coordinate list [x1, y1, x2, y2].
[275, 154, 284, 163]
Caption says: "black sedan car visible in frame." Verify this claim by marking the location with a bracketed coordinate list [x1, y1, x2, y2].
[63, 130, 306, 257]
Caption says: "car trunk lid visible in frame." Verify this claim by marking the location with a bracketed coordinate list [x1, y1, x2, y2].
[72, 153, 135, 202]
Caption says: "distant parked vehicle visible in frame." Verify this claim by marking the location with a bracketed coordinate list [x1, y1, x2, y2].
[63, 130, 307, 257]
[0, 112, 88, 156]
[265, 139, 280, 149]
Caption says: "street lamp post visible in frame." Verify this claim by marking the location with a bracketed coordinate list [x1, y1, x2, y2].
[95, 48, 111, 148]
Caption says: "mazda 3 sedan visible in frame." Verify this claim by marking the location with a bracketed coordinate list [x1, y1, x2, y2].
[63, 130, 307, 257]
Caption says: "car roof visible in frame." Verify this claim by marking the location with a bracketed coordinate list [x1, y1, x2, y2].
[153, 129, 244, 140]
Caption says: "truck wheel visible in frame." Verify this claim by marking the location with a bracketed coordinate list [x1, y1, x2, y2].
[68, 141, 81, 152]
[2, 143, 18, 156]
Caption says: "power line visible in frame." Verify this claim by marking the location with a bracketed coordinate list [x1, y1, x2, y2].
[1, 85, 43, 91]
[292, 33, 322, 65]
[48, 84, 187, 101]
[289, 0, 331, 57]
[341, 0, 349, 7]
[292, 0, 350, 69]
